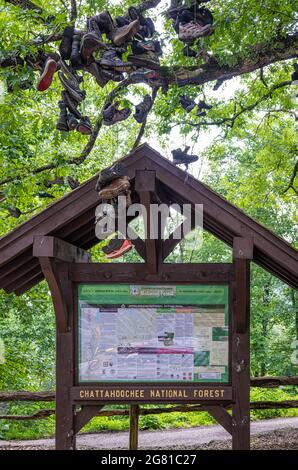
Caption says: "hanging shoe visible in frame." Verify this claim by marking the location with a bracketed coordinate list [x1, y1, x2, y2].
[81, 28, 105, 65]
[37, 56, 58, 91]
[129, 68, 163, 87]
[182, 45, 197, 57]
[134, 94, 153, 123]
[128, 50, 160, 70]
[58, 72, 86, 103]
[132, 39, 161, 55]
[59, 26, 74, 60]
[67, 176, 80, 189]
[103, 102, 131, 126]
[67, 112, 78, 131]
[95, 162, 125, 191]
[172, 147, 198, 166]
[56, 100, 69, 132]
[178, 21, 212, 42]
[70, 33, 83, 69]
[102, 236, 133, 259]
[77, 116, 92, 135]
[194, 7, 214, 26]
[291, 63, 298, 85]
[179, 95, 196, 113]
[100, 50, 133, 72]
[98, 176, 131, 199]
[87, 61, 124, 87]
[128, 6, 155, 39]
[62, 90, 82, 119]
[109, 20, 140, 46]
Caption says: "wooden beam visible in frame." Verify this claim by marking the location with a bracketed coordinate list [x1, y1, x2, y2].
[135, 170, 157, 274]
[74, 405, 105, 434]
[33, 236, 90, 263]
[232, 237, 251, 450]
[204, 406, 232, 435]
[39, 258, 68, 333]
[69, 262, 233, 283]
[129, 405, 139, 450]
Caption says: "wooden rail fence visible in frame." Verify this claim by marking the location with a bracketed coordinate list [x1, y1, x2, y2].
[0, 376, 297, 421]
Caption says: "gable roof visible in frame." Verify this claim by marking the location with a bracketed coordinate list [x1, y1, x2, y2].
[0, 143, 297, 294]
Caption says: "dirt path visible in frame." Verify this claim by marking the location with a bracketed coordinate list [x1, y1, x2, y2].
[0, 417, 297, 450]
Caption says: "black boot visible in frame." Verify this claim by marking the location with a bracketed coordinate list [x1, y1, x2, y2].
[172, 147, 198, 166]
[70, 33, 83, 69]
[56, 100, 69, 132]
[182, 45, 197, 57]
[197, 100, 212, 116]
[291, 63, 298, 85]
[59, 26, 74, 60]
[134, 94, 152, 123]
[179, 95, 196, 113]
[62, 90, 82, 119]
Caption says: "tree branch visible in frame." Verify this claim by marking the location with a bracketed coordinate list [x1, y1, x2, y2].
[0, 79, 133, 187]
[70, 0, 77, 22]
[164, 33, 298, 87]
[5, 0, 42, 13]
[283, 161, 298, 195]
[132, 87, 158, 149]
[172, 81, 292, 130]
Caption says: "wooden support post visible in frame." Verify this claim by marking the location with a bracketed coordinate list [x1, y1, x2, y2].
[232, 237, 253, 450]
[33, 237, 92, 450]
[135, 170, 158, 273]
[129, 405, 139, 450]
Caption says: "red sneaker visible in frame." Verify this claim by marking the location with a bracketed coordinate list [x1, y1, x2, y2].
[37, 57, 57, 92]
[103, 237, 133, 259]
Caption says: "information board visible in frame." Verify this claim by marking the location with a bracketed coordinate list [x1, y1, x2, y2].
[78, 284, 229, 383]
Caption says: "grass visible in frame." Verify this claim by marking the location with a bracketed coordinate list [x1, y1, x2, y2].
[0, 387, 297, 440]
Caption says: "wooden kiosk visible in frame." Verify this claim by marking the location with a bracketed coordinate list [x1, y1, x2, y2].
[0, 144, 297, 450]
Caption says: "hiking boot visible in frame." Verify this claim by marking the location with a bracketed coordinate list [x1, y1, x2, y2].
[100, 50, 133, 72]
[132, 39, 162, 56]
[87, 61, 124, 86]
[197, 99, 212, 116]
[182, 45, 197, 57]
[68, 112, 79, 131]
[109, 19, 140, 46]
[179, 95, 196, 113]
[172, 147, 198, 166]
[59, 26, 74, 60]
[128, 6, 155, 38]
[8, 206, 21, 218]
[77, 116, 92, 135]
[102, 236, 133, 259]
[37, 56, 57, 91]
[129, 68, 163, 87]
[98, 176, 130, 199]
[56, 100, 69, 132]
[291, 63, 298, 85]
[70, 33, 83, 69]
[128, 50, 160, 70]
[134, 94, 152, 123]
[178, 21, 212, 41]
[81, 32, 105, 64]
[103, 102, 131, 126]
[95, 162, 125, 191]
[194, 7, 214, 26]
[62, 90, 82, 119]
[58, 72, 86, 103]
